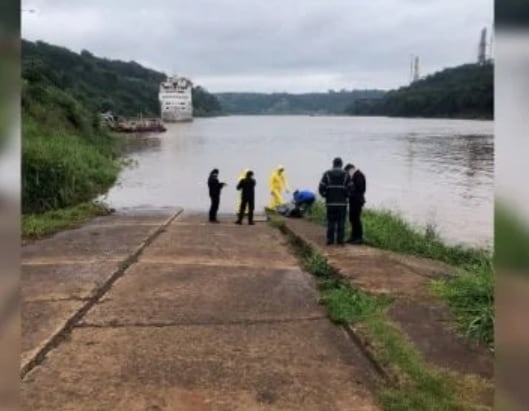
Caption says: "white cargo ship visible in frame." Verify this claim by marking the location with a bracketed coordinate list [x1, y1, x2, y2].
[158, 76, 193, 122]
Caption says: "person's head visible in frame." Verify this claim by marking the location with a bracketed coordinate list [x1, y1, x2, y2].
[246, 170, 254, 178]
[332, 157, 343, 168]
[345, 163, 356, 173]
[210, 168, 219, 176]
[277, 165, 284, 174]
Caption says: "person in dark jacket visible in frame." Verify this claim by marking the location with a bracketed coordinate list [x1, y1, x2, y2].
[236, 170, 256, 225]
[207, 169, 226, 223]
[345, 163, 366, 244]
[319, 158, 352, 245]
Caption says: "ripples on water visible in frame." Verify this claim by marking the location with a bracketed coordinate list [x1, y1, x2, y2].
[103, 116, 493, 247]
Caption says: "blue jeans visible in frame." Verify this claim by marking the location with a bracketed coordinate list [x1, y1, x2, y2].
[326, 206, 346, 244]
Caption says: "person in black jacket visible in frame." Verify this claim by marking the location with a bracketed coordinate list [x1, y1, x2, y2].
[319, 157, 352, 245]
[236, 170, 256, 225]
[207, 169, 226, 223]
[345, 163, 366, 244]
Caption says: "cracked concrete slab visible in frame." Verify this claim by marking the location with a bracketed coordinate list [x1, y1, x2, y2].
[21, 210, 182, 376]
[22, 211, 380, 410]
[22, 224, 159, 263]
[90, 208, 180, 226]
[22, 262, 119, 302]
[81, 263, 324, 326]
[142, 224, 297, 267]
[21, 300, 84, 366]
[22, 322, 379, 411]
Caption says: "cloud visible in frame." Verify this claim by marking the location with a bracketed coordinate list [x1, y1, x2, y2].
[22, 0, 493, 92]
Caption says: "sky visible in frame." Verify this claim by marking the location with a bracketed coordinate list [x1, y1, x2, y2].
[22, 0, 493, 93]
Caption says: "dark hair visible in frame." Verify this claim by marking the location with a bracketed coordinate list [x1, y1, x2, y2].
[246, 170, 254, 178]
[210, 168, 219, 175]
[333, 157, 343, 168]
[344, 163, 354, 171]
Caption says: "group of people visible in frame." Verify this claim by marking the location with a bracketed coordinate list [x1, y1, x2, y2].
[207, 157, 366, 246]
[207, 168, 256, 225]
[319, 157, 366, 245]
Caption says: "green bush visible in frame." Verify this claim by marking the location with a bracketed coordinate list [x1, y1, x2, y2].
[22, 131, 119, 213]
[22, 80, 120, 214]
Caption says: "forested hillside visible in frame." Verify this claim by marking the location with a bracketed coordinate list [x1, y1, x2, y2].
[22, 40, 222, 117]
[345, 63, 493, 119]
[216, 90, 385, 115]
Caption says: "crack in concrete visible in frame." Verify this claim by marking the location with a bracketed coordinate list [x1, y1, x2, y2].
[77, 316, 328, 328]
[20, 209, 184, 380]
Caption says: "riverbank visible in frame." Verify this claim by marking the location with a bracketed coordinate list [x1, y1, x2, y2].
[305, 202, 493, 348]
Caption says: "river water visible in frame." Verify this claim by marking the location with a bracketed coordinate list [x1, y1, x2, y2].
[102, 115, 493, 247]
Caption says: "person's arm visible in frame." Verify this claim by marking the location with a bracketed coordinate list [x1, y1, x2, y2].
[358, 173, 366, 195]
[236, 180, 242, 190]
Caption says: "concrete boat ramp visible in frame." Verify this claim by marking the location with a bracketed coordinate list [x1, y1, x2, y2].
[21, 209, 380, 410]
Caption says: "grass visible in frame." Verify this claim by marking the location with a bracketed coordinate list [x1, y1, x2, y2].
[306, 201, 494, 349]
[307, 202, 488, 267]
[285, 232, 491, 410]
[432, 260, 494, 348]
[22, 201, 112, 240]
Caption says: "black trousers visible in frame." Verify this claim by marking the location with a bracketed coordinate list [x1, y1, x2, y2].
[209, 195, 220, 221]
[326, 206, 346, 244]
[349, 201, 364, 240]
[237, 197, 254, 223]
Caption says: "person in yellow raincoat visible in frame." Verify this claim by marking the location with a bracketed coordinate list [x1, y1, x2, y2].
[236, 168, 250, 214]
[268, 165, 290, 210]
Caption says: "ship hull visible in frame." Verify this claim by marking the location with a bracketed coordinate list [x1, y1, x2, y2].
[161, 111, 193, 122]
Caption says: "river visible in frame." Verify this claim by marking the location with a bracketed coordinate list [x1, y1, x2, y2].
[102, 115, 493, 247]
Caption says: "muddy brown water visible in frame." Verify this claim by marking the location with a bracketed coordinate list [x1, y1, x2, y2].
[102, 115, 493, 247]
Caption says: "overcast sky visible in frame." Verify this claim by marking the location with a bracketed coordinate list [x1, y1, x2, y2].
[22, 0, 493, 93]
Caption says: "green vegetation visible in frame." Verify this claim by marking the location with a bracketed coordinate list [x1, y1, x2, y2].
[22, 39, 222, 117]
[193, 86, 222, 116]
[22, 76, 121, 214]
[22, 201, 111, 240]
[432, 261, 494, 347]
[306, 202, 494, 348]
[216, 90, 385, 115]
[284, 233, 490, 410]
[345, 63, 493, 119]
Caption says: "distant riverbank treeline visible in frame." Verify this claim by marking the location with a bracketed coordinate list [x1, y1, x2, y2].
[217, 63, 493, 119]
[345, 63, 493, 119]
[216, 90, 386, 115]
[21, 40, 222, 117]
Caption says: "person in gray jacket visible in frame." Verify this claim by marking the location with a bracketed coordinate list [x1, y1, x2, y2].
[318, 157, 353, 245]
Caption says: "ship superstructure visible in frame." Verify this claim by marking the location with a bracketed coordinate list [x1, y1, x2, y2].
[159, 76, 193, 122]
